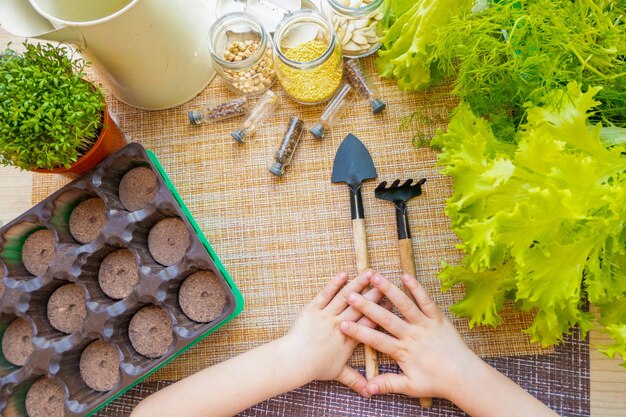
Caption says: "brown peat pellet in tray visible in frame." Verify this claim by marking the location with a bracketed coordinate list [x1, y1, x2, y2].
[179, 271, 227, 323]
[147, 218, 190, 266]
[98, 249, 139, 300]
[25, 377, 65, 417]
[0, 143, 240, 416]
[1, 317, 33, 366]
[79, 340, 120, 392]
[69, 197, 107, 244]
[22, 228, 56, 277]
[47, 283, 87, 334]
[118, 167, 158, 211]
[128, 305, 173, 358]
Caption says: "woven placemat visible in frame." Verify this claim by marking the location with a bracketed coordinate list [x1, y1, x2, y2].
[31, 57, 553, 381]
[94, 330, 589, 417]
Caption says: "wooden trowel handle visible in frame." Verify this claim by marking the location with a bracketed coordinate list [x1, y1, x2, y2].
[398, 237, 433, 409]
[352, 218, 379, 380]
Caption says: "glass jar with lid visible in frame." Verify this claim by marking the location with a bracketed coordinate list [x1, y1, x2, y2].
[208, 12, 277, 95]
[321, 0, 385, 58]
[273, 10, 344, 105]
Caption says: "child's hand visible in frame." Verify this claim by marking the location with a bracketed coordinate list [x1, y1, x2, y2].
[339, 274, 479, 400]
[280, 270, 385, 396]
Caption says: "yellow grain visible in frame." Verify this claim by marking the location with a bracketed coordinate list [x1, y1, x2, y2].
[277, 40, 343, 104]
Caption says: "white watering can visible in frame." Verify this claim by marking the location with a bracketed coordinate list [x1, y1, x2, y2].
[0, 0, 217, 110]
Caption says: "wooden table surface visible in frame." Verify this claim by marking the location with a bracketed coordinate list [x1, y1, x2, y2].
[1, 26, 625, 417]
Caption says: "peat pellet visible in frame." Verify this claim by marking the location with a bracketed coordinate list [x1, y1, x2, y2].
[25, 377, 65, 417]
[118, 167, 158, 211]
[0, 267, 5, 297]
[147, 218, 190, 266]
[79, 340, 120, 392]
[69, 198, 107, 244]
[98, 249, 139, 300]
[128, 305, 173, 358]
[1, 317, 33, 366]
[47, 283, 87, 334]
[179, 271, 227, 323]
[22, 229, 56, 277]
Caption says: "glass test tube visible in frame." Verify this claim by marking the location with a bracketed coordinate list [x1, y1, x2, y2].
[269, 116, 305, 177]
[188, 96, 249, 125]
[344, 59, 386, 114]
[310, 83, 356, 140]
[231, 90, 280, 143]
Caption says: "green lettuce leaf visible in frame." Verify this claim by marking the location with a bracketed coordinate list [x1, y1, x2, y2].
[376, 0, 474, 91]
[435, 82, 626, 363]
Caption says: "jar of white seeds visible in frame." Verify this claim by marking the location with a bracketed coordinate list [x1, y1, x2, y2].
[321, 0, 384, 58]
[208, 12, 277, 95]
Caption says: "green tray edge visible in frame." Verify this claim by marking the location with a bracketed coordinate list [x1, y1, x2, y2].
[86, 150, 245, 416]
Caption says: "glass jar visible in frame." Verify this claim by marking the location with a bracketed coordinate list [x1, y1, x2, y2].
[321, 0, 385, 58]
[273, 10, 344, 105]
[208, 12, 277, 95]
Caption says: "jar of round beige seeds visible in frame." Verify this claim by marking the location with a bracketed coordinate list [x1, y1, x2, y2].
[208, 12, 277, 95]
[321, 0, 385, 58]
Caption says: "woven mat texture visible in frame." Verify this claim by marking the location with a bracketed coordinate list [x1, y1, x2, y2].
[94, 330, 589, 417]
[31, 57, 553, 382]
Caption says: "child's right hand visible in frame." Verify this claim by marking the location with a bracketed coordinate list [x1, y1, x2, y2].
[339, 274, 480, 400]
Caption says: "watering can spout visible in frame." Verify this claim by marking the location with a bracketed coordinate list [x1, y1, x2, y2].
[0, 0, 84, 45]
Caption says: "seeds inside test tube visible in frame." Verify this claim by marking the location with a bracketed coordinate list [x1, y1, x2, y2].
[188, 97, 249, 125]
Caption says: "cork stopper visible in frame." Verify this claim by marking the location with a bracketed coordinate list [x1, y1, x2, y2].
[269, 162, 285, 177]
[309, 124, 325, 140]
[231, 129, 246, 143]
[371, 98, 387, 115]
[188, 111, 203, 125]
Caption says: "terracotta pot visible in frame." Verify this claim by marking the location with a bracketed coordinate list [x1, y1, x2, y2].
[33, 105, 128, 175]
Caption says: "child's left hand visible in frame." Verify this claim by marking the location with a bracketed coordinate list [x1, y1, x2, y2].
[279, 269, 385, 396]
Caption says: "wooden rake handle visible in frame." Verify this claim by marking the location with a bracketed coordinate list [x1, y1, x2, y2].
[398, 238, 433, 409]
[352, 218, 379, 380]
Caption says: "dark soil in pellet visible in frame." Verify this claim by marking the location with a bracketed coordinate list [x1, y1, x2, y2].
[179, 270, 227, 323]
[79, 340, 120, 392]
[1, 317, 33, 366]
[118, 167, 158, 211]
[22, 229, 55, 277]
[25, 377, 65, 417]
[128, 305, 173, 358]
[147, 218, 190, 266]
[47, 283, 87, 334]
[69, 198, 107, 244]
[0, 267, 5, 298]
[98, 249, 139, 300]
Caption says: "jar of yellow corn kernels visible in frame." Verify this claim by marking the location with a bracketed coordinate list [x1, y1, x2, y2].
[209, 12, 276, 95]
[273, 10, 344, 105]
[321, 0, 384, 58]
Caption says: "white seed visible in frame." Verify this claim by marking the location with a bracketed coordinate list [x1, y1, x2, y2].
[374, 11, 384, 20]
[349, 0, 362, 7]
[352, 33, 369, 45]
[342, 28, 352, 45]
[352, 18, 369, 29]
[343, 41, 363, 52]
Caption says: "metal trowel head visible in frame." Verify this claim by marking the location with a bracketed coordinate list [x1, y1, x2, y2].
[331, 133, 377, 190]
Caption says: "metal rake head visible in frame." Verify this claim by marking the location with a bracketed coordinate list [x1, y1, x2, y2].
[374, 178, 427, 203]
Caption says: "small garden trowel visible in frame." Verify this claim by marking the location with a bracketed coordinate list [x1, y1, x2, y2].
[332, 133, 379, 380]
